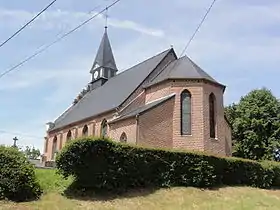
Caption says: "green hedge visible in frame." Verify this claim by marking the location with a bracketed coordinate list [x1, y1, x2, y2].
[0, 146, 42, 201]
[56, 137, 280, 192]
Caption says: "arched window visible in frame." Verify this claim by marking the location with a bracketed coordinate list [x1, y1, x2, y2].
[66, 130, 72, 141]
[101, 119, 108, 137]
[181, 90, 192, 135]
[51, 136, 57, 160]
[82, 125, 89, 137]
[209, 93, 216, 138]
[120, 132, 127, 143]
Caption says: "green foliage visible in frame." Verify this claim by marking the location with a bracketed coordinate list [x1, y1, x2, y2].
[225, 88, 280, 160]
[35, 168, 73, 193]
[56, 138, 280, 193]
[22, 146, 41, 159]
[0, 145, 42, 201]
[261, 161, 280, 187]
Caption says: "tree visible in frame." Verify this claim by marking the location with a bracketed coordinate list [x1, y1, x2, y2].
[225, 88, 280, 161]
[22, 146, 41, 159]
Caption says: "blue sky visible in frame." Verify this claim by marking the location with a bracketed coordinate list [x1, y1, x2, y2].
[0, 0, 279, 151]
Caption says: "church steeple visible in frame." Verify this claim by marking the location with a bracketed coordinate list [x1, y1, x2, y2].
[90, 27, 118, 84]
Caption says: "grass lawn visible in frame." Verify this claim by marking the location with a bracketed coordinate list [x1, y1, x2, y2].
[1, 169, 280, 210]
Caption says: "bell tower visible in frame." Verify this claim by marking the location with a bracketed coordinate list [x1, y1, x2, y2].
[89, 10, 118, 90]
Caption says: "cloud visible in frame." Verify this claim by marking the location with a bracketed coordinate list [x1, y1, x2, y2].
[0, 8, 165, 37]
[106, 17, 165, 37]
[161, 1, 280, 70]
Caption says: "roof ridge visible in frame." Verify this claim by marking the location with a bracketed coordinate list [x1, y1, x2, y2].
[85, 48, 172, 89]
[146, 56, 180, 87]
[86, 48, 172, 92]
[115, 48, 172, 77]
[144, 49, 178, 86]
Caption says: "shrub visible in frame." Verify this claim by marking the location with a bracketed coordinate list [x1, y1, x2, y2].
[261, 161, 280, 187]
[56, 137, 280, 192]
[0, 146, 42, 201]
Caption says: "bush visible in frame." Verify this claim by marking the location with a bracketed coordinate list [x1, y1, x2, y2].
[261, 161, 280, 187]
[56, 137, 280, 192]
[0, 146, 42, 201]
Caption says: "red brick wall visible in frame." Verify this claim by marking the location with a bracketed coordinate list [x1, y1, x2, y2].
[224, 119, 232, 156]
[170, 80, 205, 152]
[145, 81, 172, 103]
[44, 111, 115, 161]
[202, 82, 226, 156]
[109, 118, 137, 144]
[138, 97, 174, 148]
[45, 132, 64, 161]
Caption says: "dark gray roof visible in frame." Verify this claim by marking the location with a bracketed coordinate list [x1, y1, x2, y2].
[90, 28, 117, 73]
[109, 93, 176, 123]
[146, 56, 224, 88]
[51, 49, 172, 131]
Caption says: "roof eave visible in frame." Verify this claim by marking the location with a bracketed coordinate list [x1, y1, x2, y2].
[109, 94, 176, 124]
[108, 115, 136, 124]
[48, 107, 117, 133]
[144, 78, 226, 91]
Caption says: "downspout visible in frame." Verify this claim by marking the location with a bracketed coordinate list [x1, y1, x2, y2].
[136, 114, 139, 145]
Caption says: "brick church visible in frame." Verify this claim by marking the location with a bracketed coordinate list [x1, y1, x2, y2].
[43, 28, 232, 163]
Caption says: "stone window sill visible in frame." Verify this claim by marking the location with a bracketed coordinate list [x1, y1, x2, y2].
[181, 134, 192, 137]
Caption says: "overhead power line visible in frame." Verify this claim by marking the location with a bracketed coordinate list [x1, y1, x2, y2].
[0, 0, 58, 49]
[0, 0, 121, 79]
[145, 0, 217, 103]
[179, 0, 217, 57]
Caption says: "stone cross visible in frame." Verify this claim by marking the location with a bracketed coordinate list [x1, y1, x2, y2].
[12, 136, 18, 148]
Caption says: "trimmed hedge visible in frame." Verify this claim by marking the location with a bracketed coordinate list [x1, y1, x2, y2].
[0, 146, 42, 201]
[56, 137, 280, 192]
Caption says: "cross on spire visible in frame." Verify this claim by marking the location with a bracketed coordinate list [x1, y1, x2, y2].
[105, 7, 108, 30]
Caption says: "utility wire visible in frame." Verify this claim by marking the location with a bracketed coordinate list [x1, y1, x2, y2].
[145, 0, 217, 103]
[179, 0, 217, 57]
[0, 0, 121, 79]
[0, 0, 58, 49]
[13, 3, 108, 70]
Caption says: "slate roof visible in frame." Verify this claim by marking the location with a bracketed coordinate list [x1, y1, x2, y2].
[109, 93, 176, 123]
[90, 28, 117, 73]
[146, 56, 225, 88]
[51, 48, 172, 131]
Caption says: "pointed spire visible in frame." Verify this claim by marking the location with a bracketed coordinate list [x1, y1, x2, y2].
[90, 27, 117, 74]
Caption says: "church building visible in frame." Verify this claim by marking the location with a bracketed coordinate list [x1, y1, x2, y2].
[43, 28, 232, 163]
